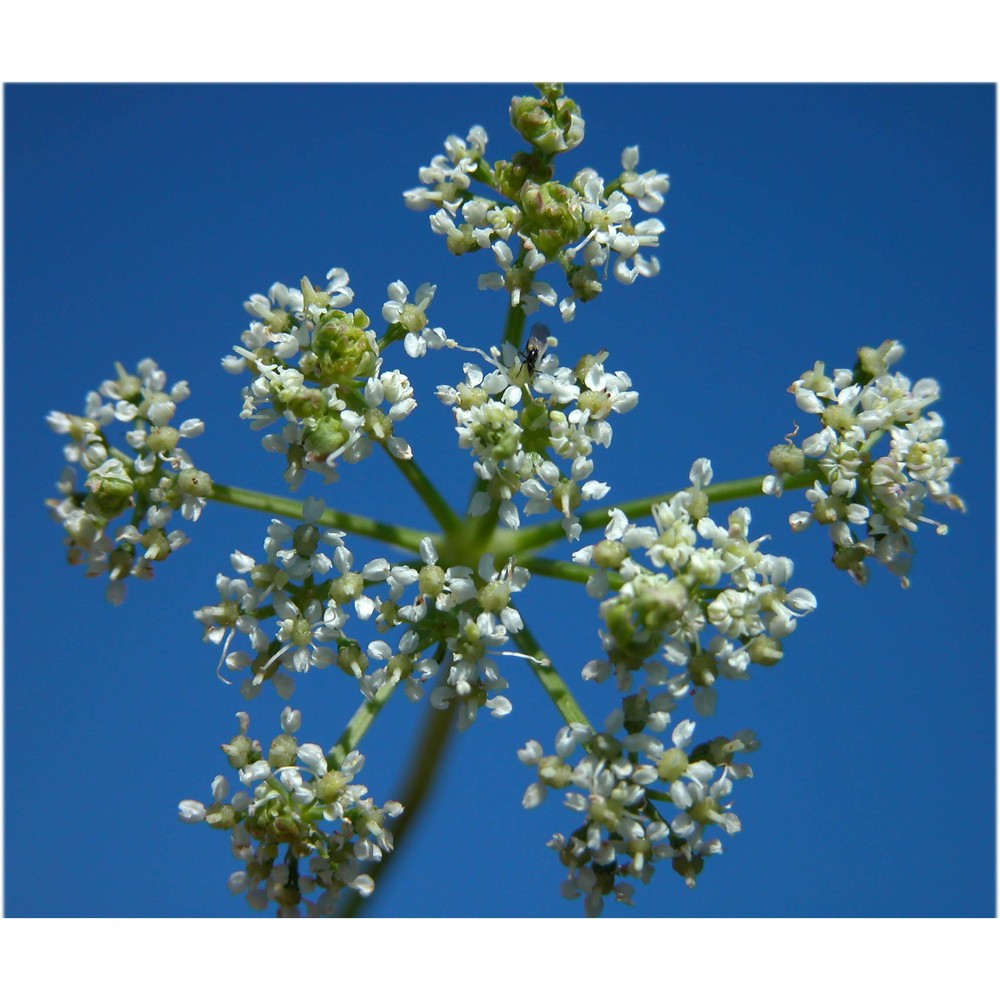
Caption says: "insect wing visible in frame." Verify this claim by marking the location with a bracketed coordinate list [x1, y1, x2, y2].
[523, 324, 550, 374]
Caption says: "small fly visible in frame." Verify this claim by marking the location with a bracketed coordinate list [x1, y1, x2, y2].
[518, 323, 550, 378]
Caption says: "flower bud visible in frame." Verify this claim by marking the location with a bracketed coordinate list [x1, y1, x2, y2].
[768, 442, 805, 475]
[177, 467, 213, 498]
[519, 180, 585, 258]
[268, 733, 298, 769]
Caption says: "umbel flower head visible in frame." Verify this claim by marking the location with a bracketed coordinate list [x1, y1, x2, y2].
[404, 84, 670, 324]
[223, 269, 417, 490]
[767, 340, 965, 586]
[179, 707, 402, 917]
[519, 705, 758, 916]
[46, 358, 211, 604]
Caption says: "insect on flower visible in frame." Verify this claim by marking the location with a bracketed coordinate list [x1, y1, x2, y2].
[518, 323, 551, 377]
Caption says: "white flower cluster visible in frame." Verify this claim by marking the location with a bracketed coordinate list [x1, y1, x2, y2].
[436, 328, 638, 541]
[194, 500, 530, 728]
[519, 698, 756, 916]
[223, 269, 417, 489]
[46, 358, 209, 604]
[179, 707, 402, 917]
[770, 340, 965, 586]
[574, 459, 817, 716]
[403, 88, 669, 323]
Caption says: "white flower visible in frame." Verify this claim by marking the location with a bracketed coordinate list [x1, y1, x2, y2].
[620, 146, 671, 212]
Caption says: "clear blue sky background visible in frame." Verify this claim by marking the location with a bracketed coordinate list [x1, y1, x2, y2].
[5, 83, 995, 918]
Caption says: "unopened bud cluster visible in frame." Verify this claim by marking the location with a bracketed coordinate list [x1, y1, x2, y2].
[46, 358, 210, 604]
[404, 84, 669, 323]
[768, 340, 965, 586]
[179, 708, 402, 916]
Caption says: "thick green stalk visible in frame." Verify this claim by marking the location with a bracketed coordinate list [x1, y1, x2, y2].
[208, 482, 432, 553]
[338, 697, 457, 917]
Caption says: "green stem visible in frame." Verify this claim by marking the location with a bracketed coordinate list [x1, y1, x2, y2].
[519, 555, 623, 591]
[380, 442, 463, 535]
[502, 305, 527, 348]
[337, 697, 458, 918]
[505, 468, 820, 555]
[328, 675, 401, 769]
[512, 614, 592, 728]
[208, 482, 432, 553]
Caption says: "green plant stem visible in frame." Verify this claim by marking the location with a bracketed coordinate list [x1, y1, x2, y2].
[208, 482, 432, 554]
[380, 442, 463, 535]
[328, 675, 402, 769]
[503, 468, 821, 555]
[502, 305, 527, 348]
[518, 555, 624, 591]
[513, 614, 592, 728]
[337, 697, 458, 918]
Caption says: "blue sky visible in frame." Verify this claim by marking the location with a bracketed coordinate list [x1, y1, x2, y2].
[5, 83, 995, 919]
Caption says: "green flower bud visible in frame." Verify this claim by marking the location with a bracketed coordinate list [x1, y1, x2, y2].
[338, 644, 369, 678]
[813, 495, 845, 525]
[551, 478, 581, 516]
[284, 385, 326, 419]
[821, 404, 856, 434]
[222, 734, 255, 769]
[457, 383, 489, 409]
[510, 88, 585, 155]
[147, 425, 180, 453]
[268, 733, 298, 769]
[578, 388, 613, 420]
[478, 579, 511, 612]
[688, 650, 717, 687]
[273, 881, 302, 907]
[314, 770, 349, 804]
[566, 263, 603, 302]
[685, 489, 710, 523]
[269, 815, 301, 843]
[364, 409, 393, 443]
[388, 652, 412, 677]
[85, 461, 134, 517]
[329, 571, 364, 605]
[768, 443, 805, 475]
[605, 599, 636, 646]
[177, 467, 213, 498]
[310, 309, 377, 383]
[419, 564, 446, 598]
[292, 523, 319, 558]
[205, 802, 238, 830]
[621, 691, 650, 734]
[657, 746, 690, 782]
[110, 364, 142, 401]
[747, 634, 783, 666]
[519, 398, 551, 452]
[141, 527, 172, 561]
[537, 755, 573, 788]
[303, 414, 349, 457]
[634, 577, 688, 629]
[493, 152, 553, 201]
[594, 539, 628, 569]
[520, 181, 585, 258]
